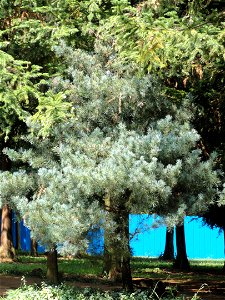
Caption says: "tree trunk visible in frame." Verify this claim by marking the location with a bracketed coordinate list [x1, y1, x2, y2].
[174, 224, 190, 271]
[0, 204, 15, 260]
[30, 238, 38, 257]
[103, 196, 122, 282]
[103, 195, 133, 291]
[162, 228, 174, 260]
[103, 243, 121, 281]
[120, 210, 133, 291]
[46, 246, 59, 284]
[0, 152, 15, 260]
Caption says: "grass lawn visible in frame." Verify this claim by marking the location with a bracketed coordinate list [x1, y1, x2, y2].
[0, 255, 224, 283]
[0, 255, 103, 277]
[0, 256, 225, 299]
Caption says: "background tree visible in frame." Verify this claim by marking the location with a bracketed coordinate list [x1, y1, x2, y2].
[99, 0, 225, 173]
[0, 50, 43, 260]
[161, 227, 174, 261]
[0, 48, 69, 259]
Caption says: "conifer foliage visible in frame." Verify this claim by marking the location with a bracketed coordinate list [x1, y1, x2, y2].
[0, 45, 220, 288]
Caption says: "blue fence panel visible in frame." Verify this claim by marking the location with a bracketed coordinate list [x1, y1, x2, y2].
[20, 221, 45, 253]
[87, 226, 104, 255]
[0, 211, 224, 259]
[130, 214, 166, 257]
[12, 211, 17, 247]
[20, 221, 31, 251]
[184, 216, 224, 259]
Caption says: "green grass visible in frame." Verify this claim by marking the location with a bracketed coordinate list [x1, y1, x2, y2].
[0, 256, 224, 300]
[0, 255, 224, 283]
[0, 261, 46, 276]
[130, 257, 225, 283]
[58, 256, 103, 276]
[0, 255, 103, 277]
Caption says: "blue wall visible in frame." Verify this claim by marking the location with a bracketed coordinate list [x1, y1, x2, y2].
[184, 216, 224, 259]
[0, 212, 224, 259]
[0, 212, 45, 253]
[130, 215, 224, 259]
[130, 214, 167, 257]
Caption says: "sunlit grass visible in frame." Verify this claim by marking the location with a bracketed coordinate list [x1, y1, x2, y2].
[0, 261, 46, 276]
[0, 255, 224, 283]
[58, 256, 103, 276]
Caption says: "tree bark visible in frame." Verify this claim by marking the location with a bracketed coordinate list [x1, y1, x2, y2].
[174, 224, 190, 271]
[46, 246, 59, 284]
[0, 204, 15, 260]
[103, 196, 133, 291]
[103, 243, 122, 281]
[103, 196, 122, 282]
[120, 209, 133, 291]
[162, 228, 175, 260]
[30, 238, 38, 257]
[0, 152, 15, 260]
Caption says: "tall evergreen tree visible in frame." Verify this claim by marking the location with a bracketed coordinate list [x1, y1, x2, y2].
[1, 45, 220, 289]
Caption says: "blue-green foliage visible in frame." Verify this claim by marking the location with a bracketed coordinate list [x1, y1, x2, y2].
[0, 45, 219, 255]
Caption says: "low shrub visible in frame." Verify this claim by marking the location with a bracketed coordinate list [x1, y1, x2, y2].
[0, 280, 201, 300]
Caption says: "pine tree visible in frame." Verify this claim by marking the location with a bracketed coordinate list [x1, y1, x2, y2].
[1, 45, 220, 289]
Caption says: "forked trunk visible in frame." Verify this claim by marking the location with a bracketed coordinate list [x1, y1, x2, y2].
[46, 246, 59, 284]
[103, 196, 133, 291]
[162, 228, 174, 260]
[174, 224, 190, 271]
[0, 204, 15, 260]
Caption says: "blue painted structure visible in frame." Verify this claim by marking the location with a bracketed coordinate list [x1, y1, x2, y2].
[130, 215, 224, 259]
[0, 213, 224, 259]
[183, 216, 224, 259]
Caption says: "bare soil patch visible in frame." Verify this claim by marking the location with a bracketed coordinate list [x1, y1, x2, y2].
[0, 274, 225, 299]
[0, 275, 42, 296]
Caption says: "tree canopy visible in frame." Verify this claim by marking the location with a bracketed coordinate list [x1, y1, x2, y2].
[0, 0, 224, 286]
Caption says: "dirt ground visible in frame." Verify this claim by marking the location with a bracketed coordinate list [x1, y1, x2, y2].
[0, 274, 225, 299]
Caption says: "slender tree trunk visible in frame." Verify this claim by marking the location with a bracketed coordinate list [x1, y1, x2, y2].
[120, 209, 133, 291]
[162, 228, 174, 260]
[0, 204, 15, 260]
[174, 224, 190, 271]
[30, 238, 38, 257]
[103, 195, 133, 291]
[46, 246, 59, 284]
